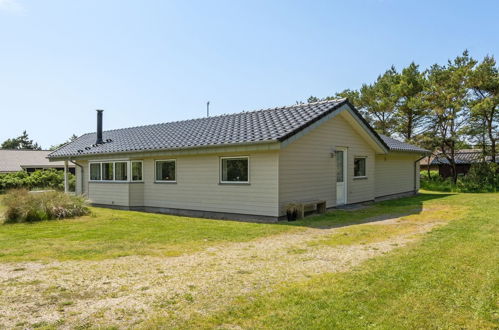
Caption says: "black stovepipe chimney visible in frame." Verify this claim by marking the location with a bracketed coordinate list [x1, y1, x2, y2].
[96, 109, 104, 144]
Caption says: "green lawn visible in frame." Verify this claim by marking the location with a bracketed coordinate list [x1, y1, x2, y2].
[1, 192, 448, 262]
[0, 204, 297, 261]
[0, 192, 497, 328]
[167, 192, 499, 329]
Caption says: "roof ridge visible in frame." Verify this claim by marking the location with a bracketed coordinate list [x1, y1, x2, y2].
[91, 98, 347, 135]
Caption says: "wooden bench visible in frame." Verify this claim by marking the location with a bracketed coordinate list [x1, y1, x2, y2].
[297, 200, 327, 219]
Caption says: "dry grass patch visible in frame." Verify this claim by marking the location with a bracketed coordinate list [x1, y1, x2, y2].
[308, 205, 465, 248]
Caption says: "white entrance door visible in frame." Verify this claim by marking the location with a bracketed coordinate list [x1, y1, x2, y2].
[335, 148, 347, 205]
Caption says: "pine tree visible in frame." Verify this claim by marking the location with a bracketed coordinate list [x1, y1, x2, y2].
[467, 55, 499, 162]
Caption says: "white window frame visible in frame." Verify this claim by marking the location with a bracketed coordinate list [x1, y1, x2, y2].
[101, 162, 115, 181]
[154, 159, 177, 183]
[88, 160, 143, 183]
[353, 156, 367, 178]
[89, 162, 102, 181]
[113, 161, 128, 182]
[130, 161, 144, 182]
[220, 156, 250, 184]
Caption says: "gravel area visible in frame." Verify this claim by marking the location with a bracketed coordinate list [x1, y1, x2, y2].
[0, 210, 448, 329]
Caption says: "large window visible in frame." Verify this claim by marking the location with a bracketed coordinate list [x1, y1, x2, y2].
[354, 157, 366, 177]
[90, 163, 101, 181]
[155, 160, 176, 182]
[131, 161, 143, 181]
[115, 162, 128, 181]
[102, 162, 114, 181]
[221, 157, 249, 183]
[89, 161, 142, 182]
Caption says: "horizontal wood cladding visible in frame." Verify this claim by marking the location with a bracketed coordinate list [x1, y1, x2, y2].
[141, 152, 279, 217]
[88, 182, 130, 206]
[279, 113, 376, 215]
[79, 152, 279, 217]
[375, 153, 420, 197]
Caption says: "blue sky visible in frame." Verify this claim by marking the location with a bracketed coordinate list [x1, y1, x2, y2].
[1, 0, 498, 148]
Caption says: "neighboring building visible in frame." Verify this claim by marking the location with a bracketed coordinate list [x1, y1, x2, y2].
[0, 149, 75, 174]
[48, 99, 427, 221]
[419, 155, 438, 172]
[429, 150, 498, 178]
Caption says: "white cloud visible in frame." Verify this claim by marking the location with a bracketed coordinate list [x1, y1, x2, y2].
[0, 0, 24, 13]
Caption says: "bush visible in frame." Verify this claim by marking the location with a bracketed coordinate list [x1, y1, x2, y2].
[420, 170, 439, 181]
[2, 189, 90, 223]
[421, 175, 455, 192]
[457, 162, 499, 193]
[421, 162, 498, 193]
[0, 169, 75, 192]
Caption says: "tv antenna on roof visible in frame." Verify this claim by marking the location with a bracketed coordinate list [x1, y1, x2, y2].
[207, 101, 210, 117]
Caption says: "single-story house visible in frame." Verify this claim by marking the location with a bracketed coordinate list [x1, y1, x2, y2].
[48, 99, 427, 221]
[0, 149, 75, 174]
[429, 150, 498, 178]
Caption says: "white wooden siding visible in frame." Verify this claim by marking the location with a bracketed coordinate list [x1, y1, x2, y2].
[141, 152, 279, 217]
[75, 163, 83, 195]
[129, 183, 144, 206]
[279, 113, 376, 215]
[88, 182, 130, 206]
[374, 153, 420, 197]
[74, 152, 278, 216]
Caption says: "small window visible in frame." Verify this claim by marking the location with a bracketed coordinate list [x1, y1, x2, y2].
[155, 160, 176, 182]
[221, 157, 249, 183]
[115, 162, 128, 181]
[335, 151, 344, 183]
[90, 163, 101, 181]
[354, 157, 366, 177]
[131, 161, 143, 181]
[102, 162, 114, 181]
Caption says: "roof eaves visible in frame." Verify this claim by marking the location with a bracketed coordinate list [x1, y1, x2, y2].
[390, 147, 430, 153]
[47, 139, 281, 160]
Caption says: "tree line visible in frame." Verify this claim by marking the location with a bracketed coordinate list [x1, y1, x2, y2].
[1, 131, 77, 151]
[308, 51, 498, 183]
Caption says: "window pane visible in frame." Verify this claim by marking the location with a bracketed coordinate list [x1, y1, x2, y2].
[90, 163, 101, 180]
[115, 162, 128, 181]
[222, 158, 248, 182]
[354, 158, 366, 177]
[102, 162, 114, 180]
[335, 151, 344, 182]
[156, 161, 175, 181]
[132, 162, 142, 181]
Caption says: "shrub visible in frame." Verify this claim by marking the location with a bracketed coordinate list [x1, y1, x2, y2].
[457, 162, 499, 193]
[2, 189, 90, 223]
[421, 162, 498, 193]
[420, 172, 455, 192]
[0, 169, 75, 192]
[420, 170, 439, 181]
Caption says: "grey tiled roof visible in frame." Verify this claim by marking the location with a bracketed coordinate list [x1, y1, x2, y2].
[379, 135, 428, 153]
[49, 99, 349, 158]
[431, 151, 498, 165]
[0, 150, 73, 172]
[48, 99, 426, 159]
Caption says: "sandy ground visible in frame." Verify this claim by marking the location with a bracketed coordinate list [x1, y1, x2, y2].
[0, 210, 447, 329]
